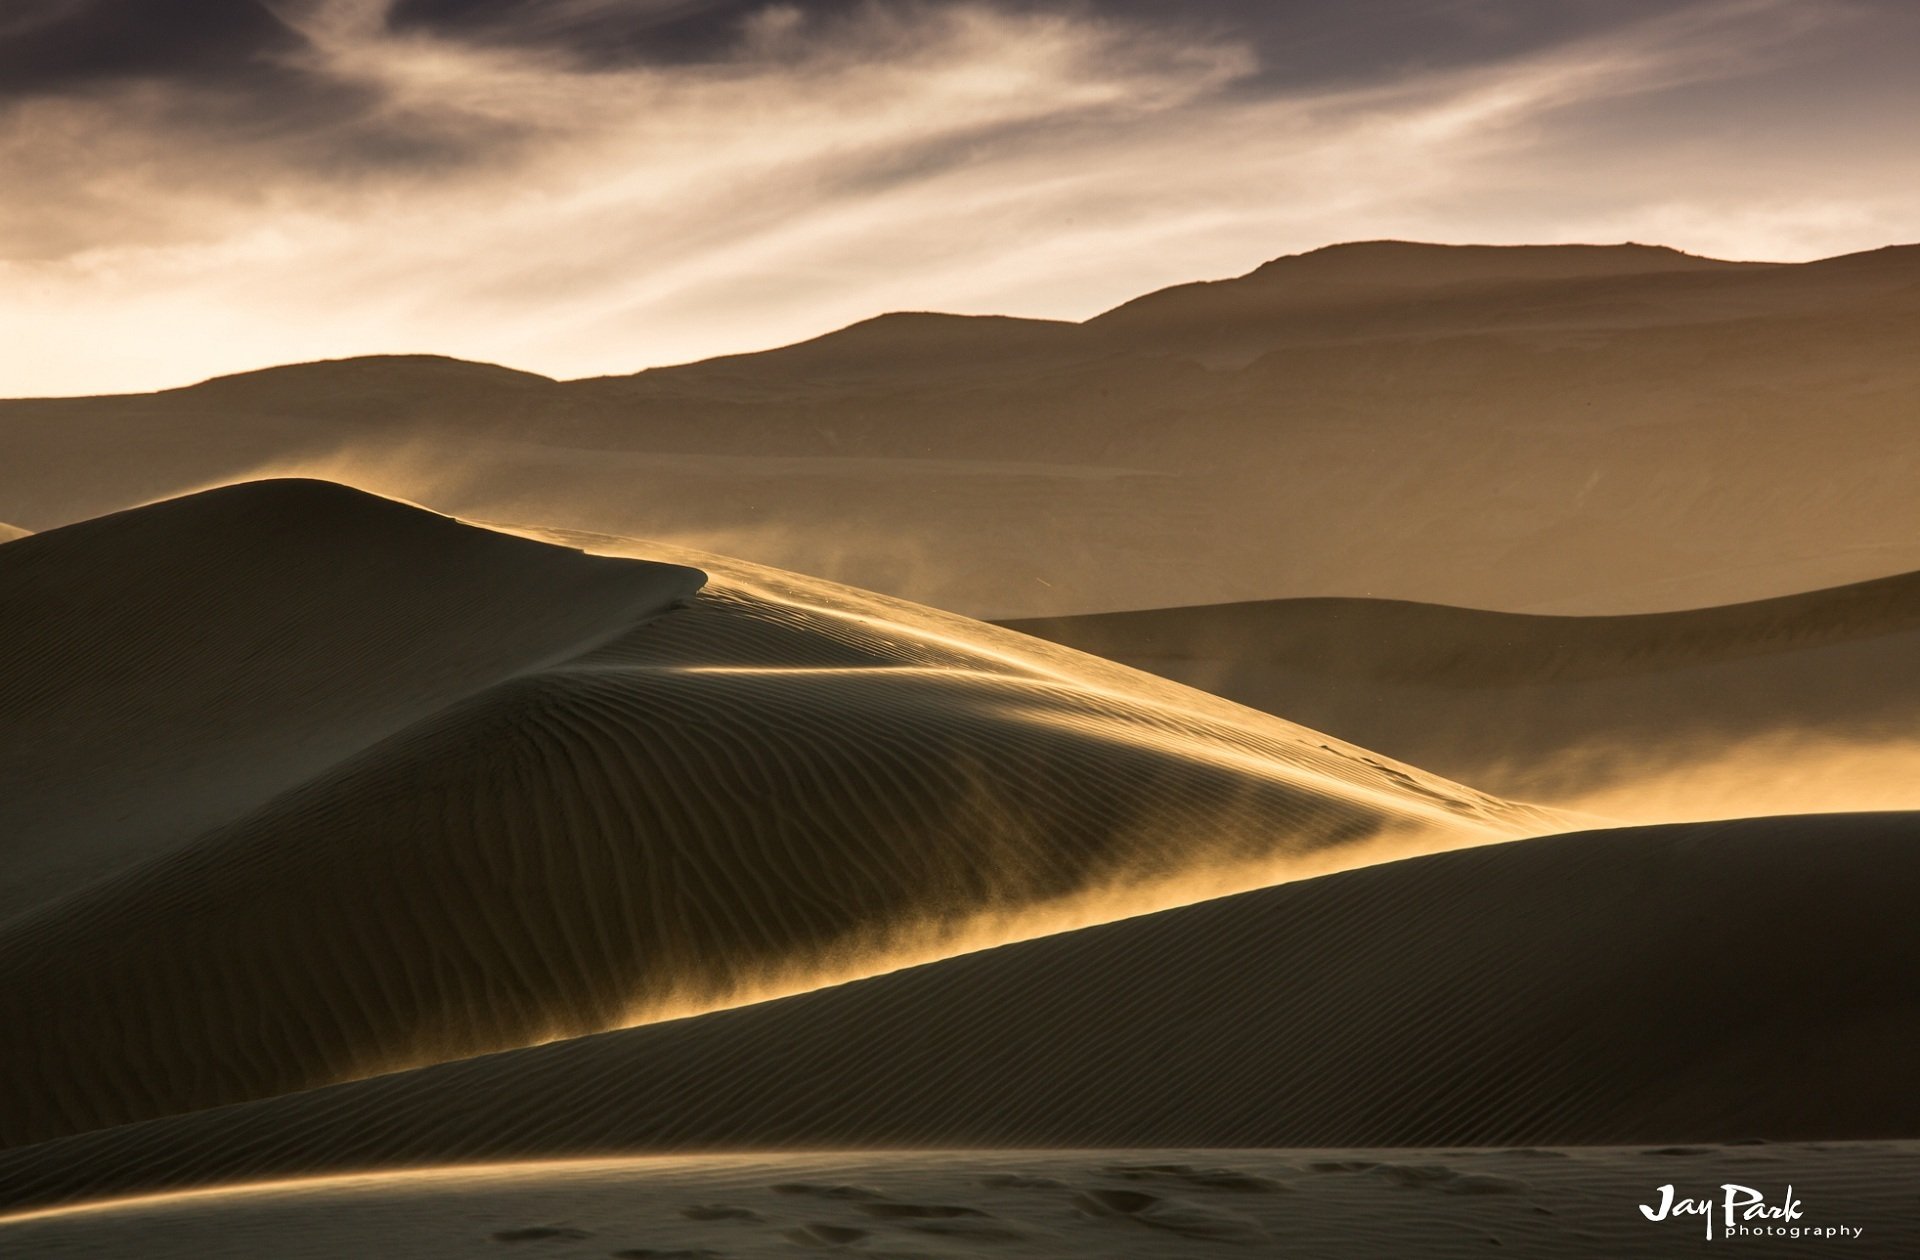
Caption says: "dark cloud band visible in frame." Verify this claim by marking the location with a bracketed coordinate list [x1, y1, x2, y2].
[0, 0, 306, 99]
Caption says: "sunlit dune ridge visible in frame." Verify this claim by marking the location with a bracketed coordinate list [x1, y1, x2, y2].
[0, 479, 1560, 1149]
[1005, 577, 1920, 821]
[5, 812, 1917, 1215]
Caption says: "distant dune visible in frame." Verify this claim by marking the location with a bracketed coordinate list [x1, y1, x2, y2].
[1002, 574, 1920, 815]
[0, 480, 1550, 1149]
[0, 522, 25, 543]
[4, 811, 1914, 1212]
[4, 241, 1919, 616]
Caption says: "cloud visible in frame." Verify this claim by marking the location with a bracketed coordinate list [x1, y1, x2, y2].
[0, 0, 305, 98]
[0, 0, 1914, 395]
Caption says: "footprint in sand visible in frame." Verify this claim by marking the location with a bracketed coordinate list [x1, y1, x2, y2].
[493, 1225, 594, 1242]
[680, 1205, 761, 1222]
[1071, 1187, 1269, 1243]
[979, 1173, 1066, 1190]
[772, 1183, 887, 1201]
[858, 1203, 985, 1220]
[1100, 1162, 1289, 1193]
[1372, 1164, 1528, 1195]
[782, 1222, 872, 1248]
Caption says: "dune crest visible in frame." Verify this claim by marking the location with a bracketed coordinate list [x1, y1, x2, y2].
[0, 481, 1555, 1149]
[2, 812, 1914, 1212]
[0, 479, 704, 920]
[1002, 577, 1920, 817]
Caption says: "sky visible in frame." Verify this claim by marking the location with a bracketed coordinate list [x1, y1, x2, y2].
[1, 0, 1916, 397]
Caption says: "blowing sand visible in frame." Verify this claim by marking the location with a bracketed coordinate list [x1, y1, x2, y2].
[1004, 577, 1920, 817]
[0, 480, 1554, 1150]
[3, 473, 1912, 1257]
[3, 811, 1913, 1214]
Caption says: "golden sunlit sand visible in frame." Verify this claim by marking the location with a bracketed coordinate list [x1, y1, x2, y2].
[6, 0, 1918, 1249]
[5, 809, 1916, 1218]
[0, 480, 1554, 1150]
[3, 243, 1918, 1260]
[1004, 576, 1920, 820]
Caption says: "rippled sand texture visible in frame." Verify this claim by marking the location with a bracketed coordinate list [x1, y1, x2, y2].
[0, 480, 1552, 1149]
[4, 811, 1914, 1213]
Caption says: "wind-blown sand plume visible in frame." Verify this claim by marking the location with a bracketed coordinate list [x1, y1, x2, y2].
[0, 480, 1552, 1149]
[1002, 576, 1920, 817]
[2, 812, 1914, 1214]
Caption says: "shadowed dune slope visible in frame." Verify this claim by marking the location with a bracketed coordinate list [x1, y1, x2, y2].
[1002, 576, 1920, 813]
[3, 812, 1914, 1212]
[0, 482, 1551, 1149]
[0, 479, 705, 921]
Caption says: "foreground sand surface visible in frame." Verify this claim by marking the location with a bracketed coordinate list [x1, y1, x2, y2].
[3, 1146, 1911, 1258]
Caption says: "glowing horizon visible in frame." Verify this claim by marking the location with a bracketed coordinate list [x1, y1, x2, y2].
[2, 0, 1917, 397]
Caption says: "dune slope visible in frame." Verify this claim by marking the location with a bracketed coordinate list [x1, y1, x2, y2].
[2, 811, 1913, 1211]
[1002, 574, 1920, 814]
[0, 481, 1548, 1149]
[0, 479, 704, 921]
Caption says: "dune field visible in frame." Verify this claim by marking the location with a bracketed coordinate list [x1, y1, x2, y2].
[1004, 574, 1920, 817]
[0, 480, 1555, 1154]
[3, 249, 1917, 1259]
[8, 0, 1918, 1247]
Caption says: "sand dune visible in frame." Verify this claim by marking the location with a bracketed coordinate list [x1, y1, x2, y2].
[1, 811, 1912, 1212]
[0, 522, 26, 543]
[0, 480, 1549, 1149]
[5, 242, 1920, 616]
[0, 480, 703, 922]
[1002, 573, 1920, 815]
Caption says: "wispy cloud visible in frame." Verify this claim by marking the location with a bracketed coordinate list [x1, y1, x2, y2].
[0, 0, 1912, 395]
